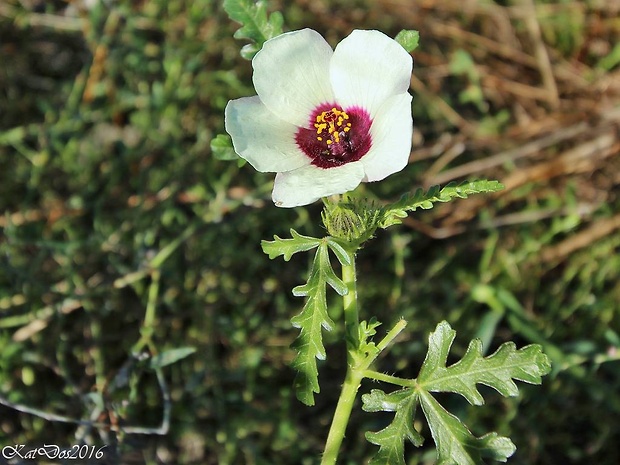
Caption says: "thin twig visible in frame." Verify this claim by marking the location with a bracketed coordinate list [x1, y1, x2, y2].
[0, 368, 170, 435]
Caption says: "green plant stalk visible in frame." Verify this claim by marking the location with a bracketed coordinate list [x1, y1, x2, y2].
[320, 256, 411, 464]
[321, 366, 364, 465]
[321, 257, 361, 465]
[342, 255, 359, 347]
[363, 370, 414, 387]
[132, 269, 161, 353]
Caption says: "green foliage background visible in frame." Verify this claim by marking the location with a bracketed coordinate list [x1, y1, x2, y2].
[1, 0, 619, 464]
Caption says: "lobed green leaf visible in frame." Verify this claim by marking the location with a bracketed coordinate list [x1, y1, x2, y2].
[418, 321, 552, 405]
[325, 237, 352, 266]
[380, 180, 505, 228]
[223, 0, 284, 59]
[363, 321, 551, 464]
[289, 243, 345, 405]
[419, 391, 516, 464]
[363, 389, 424, 465]
[261, 229, 322, 261]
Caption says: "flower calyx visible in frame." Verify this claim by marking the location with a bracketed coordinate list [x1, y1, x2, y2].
[321, 197, 383, 245]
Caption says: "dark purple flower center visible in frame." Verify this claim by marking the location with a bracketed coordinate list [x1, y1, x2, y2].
[295, 103, 372, 169]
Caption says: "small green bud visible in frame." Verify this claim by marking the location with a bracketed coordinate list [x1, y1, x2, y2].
[321, 197, 383, 244]
[322, 203, 365, 241]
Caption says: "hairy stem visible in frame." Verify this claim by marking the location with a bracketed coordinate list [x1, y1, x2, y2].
[321, 257, 360, 465]
[342, 258, 359, 347]
[320, 256, 409, 464]
[363, 370, 414, 387]
[321, 367, 364, 465]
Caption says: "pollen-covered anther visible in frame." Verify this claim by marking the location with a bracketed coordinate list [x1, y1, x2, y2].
[314, 107, 351, 145]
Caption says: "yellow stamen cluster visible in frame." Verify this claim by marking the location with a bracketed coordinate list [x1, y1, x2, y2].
[314, 107, 352, 145]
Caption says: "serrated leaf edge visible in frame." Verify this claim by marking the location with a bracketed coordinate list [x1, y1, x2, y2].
[418, 321, 551, 406]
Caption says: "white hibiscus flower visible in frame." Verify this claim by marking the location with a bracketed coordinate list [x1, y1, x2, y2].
[225, 28, 413, 208]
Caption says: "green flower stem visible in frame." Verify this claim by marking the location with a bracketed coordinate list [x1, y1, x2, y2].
[342, 257, 359, 347]
[321, 257, 411, 464]
[321, 366, 365, 465]
[321, 257, 361, 465]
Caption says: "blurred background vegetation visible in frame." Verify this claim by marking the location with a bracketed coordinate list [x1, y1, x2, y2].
[0, 0, 619, 464]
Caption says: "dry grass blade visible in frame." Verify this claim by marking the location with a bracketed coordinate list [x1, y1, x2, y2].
[516, 0, 559, 108]
[540, 213, 620, 267]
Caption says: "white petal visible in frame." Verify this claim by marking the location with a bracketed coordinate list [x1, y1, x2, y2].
[225, 96, 310, 173]
[330, 30, 413, 117]
[253, 29, 335, 127]
[272, 163, 365, 207]
[361, 93, 413, 182]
